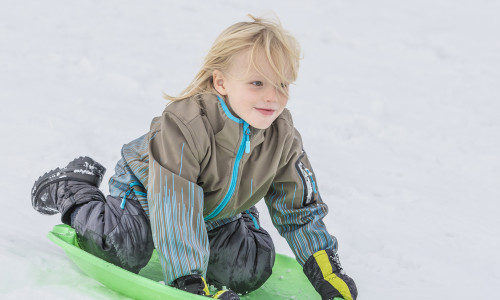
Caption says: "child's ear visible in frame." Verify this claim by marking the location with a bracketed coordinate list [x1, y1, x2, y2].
[213, 70, 228, 95]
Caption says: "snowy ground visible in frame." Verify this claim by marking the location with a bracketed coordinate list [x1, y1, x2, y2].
[1, 1, 499, 299]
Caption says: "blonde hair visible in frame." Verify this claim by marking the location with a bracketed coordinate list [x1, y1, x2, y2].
[164, 14, 301, 101]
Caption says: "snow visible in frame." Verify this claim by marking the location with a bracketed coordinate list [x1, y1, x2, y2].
[1, 0, 499, 299]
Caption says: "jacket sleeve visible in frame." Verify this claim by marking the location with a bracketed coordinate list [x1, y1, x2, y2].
[264, 126, 338, 266]
[147, 110, 209, 285]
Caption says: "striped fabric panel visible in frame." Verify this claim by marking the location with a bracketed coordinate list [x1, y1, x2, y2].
[148, 158, 210, 284]
[205, 214, 242, 232]
[108, 134, 151, 214]
[121, 133, 149, 185]
[122, 134, 150, 214]
[265, 183, 338, 266]
[108, 157, 134, 199]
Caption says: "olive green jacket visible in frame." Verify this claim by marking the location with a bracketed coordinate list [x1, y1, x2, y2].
[108, 93, 337, 283]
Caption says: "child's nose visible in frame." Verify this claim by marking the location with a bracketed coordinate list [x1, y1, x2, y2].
[264, 87, 278, 102]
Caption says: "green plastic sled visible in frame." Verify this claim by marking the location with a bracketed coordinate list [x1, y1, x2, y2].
[48, 224, 335, 299]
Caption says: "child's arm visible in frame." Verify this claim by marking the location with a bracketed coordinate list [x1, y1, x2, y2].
[264, 126, 358, 300]
[146, 110, 210, 286]
[264, 126, 335, 264]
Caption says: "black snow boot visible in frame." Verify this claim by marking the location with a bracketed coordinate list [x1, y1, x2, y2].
[31, 156, 106, 220]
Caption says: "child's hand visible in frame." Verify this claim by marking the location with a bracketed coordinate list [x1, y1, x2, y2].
[303, 249, 358, 300]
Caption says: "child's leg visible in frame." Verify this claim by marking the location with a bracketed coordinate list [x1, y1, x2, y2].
[206, 207, 275, 294]
[71, 193, 154, 273]
[32, 157, 154, 273]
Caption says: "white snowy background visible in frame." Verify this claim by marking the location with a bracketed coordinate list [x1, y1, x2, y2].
[1, 0, 499, 299]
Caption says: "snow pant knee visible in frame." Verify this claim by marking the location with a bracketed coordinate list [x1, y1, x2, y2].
[206, 212, 275, 294]
[71, 194, 154, 274]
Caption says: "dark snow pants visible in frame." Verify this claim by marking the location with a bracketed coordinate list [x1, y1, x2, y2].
[62, 181, 275, 293]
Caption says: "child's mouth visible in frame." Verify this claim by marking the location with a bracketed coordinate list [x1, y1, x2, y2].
[255, 108, 275, 116]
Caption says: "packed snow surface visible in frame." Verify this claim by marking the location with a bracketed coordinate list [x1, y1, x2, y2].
[1, 1, 499, 299]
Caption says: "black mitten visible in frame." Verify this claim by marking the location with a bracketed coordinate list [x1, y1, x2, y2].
[173, 274, 240, 299]
[303, 249, 358, 300]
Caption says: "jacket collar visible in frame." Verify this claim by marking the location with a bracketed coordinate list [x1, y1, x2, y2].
[201, 94, 265, 155]
[216, 95, 241, 124]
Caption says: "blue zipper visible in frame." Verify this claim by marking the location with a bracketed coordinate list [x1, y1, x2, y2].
[205, 96, 251, 221]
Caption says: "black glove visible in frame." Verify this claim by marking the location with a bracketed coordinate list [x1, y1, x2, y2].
[173, 274, 240, 299]
[303, 249, 358, 300]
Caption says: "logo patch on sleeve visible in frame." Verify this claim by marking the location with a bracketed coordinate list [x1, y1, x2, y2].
[295, 151, 317, 206]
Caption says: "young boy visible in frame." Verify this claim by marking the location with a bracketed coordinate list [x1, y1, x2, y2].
[31, 15, 358, 300]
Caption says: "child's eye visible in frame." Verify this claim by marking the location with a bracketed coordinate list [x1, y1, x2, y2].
[280, 83, 288, 89]
[251, 81, 263, 87]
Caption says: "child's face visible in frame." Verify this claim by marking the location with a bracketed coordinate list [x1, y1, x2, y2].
[213, 49, 289, 129]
